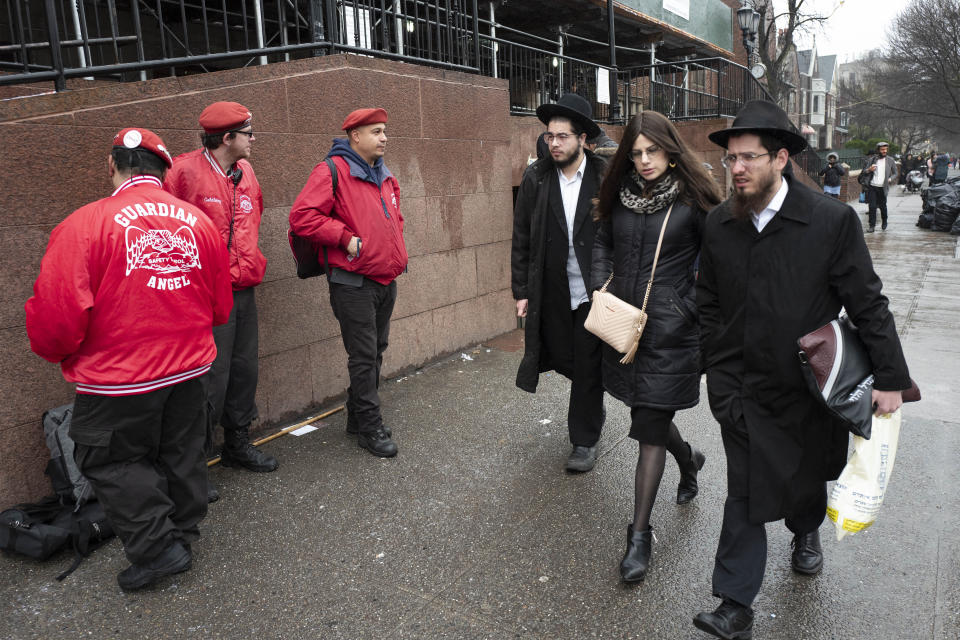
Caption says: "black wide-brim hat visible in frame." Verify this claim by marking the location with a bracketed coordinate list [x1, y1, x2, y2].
[708, 99, 807, 155]
[536, 93, 602, 139]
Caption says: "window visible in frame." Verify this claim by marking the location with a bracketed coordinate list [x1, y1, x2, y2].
[341, 3, 372, 49]
[813, 95, 820, 113]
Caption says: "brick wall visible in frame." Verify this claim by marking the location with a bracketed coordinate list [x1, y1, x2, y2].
[0, 55, 517, 506]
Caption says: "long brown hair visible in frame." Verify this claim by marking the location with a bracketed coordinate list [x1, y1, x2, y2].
[594, 110, 721, 220]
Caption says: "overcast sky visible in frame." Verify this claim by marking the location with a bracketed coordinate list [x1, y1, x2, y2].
[780, 0, 905, 61]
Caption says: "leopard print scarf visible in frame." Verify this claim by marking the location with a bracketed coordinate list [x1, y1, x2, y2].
[618, 169, 679, 214]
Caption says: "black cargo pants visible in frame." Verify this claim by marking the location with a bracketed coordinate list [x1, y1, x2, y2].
[70, 377, 208, 565]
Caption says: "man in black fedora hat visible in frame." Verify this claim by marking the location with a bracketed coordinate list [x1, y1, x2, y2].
[511, 93, 608, 473]
[693, 100, 911, 639]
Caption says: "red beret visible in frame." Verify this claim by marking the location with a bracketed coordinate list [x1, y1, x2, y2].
[199, 101, 253, 134]
[112, 128, 173, 169]
[341, 108, 388, 131]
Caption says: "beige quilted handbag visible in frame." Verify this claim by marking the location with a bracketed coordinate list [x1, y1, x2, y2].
[584, 203, 674, 364]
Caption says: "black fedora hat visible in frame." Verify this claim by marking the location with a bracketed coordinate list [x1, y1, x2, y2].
[708, 99, 807, 155]
[536, 93, 602, 139]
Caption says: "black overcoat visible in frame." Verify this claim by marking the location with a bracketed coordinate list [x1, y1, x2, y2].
[697, 173, 911, 524]
[511, 151, 607, 392]
[590, 196, 704, 409]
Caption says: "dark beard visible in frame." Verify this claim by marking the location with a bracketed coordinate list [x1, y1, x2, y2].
[731, 172, 781, 221]
[554, 142, 583, 170]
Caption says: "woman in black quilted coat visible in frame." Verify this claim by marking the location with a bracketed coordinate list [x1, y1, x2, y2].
[591, 110, 721, 582]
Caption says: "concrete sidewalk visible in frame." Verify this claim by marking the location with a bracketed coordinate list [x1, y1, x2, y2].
[2, 184, 959, 639]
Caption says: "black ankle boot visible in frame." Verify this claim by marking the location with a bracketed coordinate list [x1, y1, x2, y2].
[221, 426, 279, 472]
[619, 525, 652, 582]
[676, 443, 706, 505]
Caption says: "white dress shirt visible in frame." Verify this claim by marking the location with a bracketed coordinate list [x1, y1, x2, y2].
[557, 154, 589, 310]
[752, 177, 789, 232]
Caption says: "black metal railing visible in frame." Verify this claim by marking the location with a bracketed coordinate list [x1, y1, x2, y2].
[1, 0, 772, 131]
[617, 58, 773, 122]
[477, 35, 615, 123]
[0, 0, 482, 91]
[793, 146, 823, 183]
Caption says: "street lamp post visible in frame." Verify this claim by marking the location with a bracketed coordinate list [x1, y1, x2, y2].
[737, 2, 764, 79]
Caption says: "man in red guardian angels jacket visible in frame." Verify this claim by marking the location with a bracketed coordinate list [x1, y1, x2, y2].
[289, 107, 408, 458]
[164, 101, 279, 495]
[25, 128, 233, 591]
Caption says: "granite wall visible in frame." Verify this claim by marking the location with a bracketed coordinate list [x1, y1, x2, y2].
[0, 54, 517, 506]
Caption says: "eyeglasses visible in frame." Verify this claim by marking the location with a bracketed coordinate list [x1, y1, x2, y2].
[544, 133, 574, 144]
[231, 129, 254, 138]
[720, 152, 771, 169]
[629, 145, 663, 161]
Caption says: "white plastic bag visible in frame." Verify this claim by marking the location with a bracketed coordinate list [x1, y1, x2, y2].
[826, 409, 902, 541]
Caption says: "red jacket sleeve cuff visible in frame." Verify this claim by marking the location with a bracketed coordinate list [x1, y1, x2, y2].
[339, 229, 354, 248]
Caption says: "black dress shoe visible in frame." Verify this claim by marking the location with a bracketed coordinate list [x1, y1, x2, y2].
[693, 599, 754, 639]
[867, 226, 875, 233]
[117, 541, 192, 591]
[565, 445, 597, 472]
[881, 222, 888, 230]
[207, 482, 220, 504]
[791, 529, 824, 575]
[358, 427, 398, 457]
[676, 443, 706, 505]
[619, 524, 652, 582]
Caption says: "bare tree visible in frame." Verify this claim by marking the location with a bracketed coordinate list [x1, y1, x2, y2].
[747, 0, 832, 106]
[874, 0, 960, 135]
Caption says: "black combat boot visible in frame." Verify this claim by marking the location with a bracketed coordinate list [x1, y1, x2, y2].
[346, 412, 391, 437]
[220, 426, 279, 472]
[117, 541, 192, 591]
[358, 426, 398, 457]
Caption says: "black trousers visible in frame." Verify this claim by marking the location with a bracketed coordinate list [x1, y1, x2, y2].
[69, 378, 208, 565]
[208, 287, 259, 432]
[567, 301, 605, 447]
[866, 185, 888, 228]
[329, 278, 397, 434]
[712, 416, 826, 608]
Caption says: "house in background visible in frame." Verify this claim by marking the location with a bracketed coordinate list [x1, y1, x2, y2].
[816, 54, 840, 149]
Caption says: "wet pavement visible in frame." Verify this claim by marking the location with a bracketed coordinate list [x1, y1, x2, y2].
[2, 182, 959, 639]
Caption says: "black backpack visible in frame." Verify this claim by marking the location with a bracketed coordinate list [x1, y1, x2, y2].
[42, 404, 94, 506]
[0, 496, 114, 580]
[0, 405, 115, 579]
[288, 157, 337, 279]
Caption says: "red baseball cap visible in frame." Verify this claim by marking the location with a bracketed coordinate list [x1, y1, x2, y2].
[199, 101, 253, 134]
[341, 108, 388, 131]
[112, 128, 173, 169]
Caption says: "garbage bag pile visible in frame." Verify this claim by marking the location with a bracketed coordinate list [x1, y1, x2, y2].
[917, 182, 960, 234]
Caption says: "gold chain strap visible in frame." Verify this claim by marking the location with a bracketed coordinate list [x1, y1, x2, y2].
[640, 202, 675, 312]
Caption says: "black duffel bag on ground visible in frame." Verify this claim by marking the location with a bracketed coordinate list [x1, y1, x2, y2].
[0, 496, 114, 581]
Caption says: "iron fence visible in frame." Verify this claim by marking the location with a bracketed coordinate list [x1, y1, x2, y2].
[0, 0, 482, 90]
[477, 35, 615, 123]
[617, 58, 773, 122]
[1, 0, 774, 132]
[792, 146, 823, 184]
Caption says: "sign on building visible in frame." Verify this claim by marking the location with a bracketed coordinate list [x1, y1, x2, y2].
[663, 0, 690, 20]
